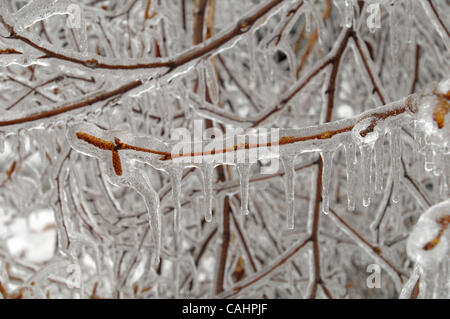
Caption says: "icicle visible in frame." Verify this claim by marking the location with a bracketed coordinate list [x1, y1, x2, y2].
[132, 172, 161, 265]
[351, 116, 380, 207]
[237, 163, 252, 215]
[345, 142, 357, 211]
[390, 125, 402, 203]
[169, 166, 183, 233]
[281, 156, 296, 229]
[320, 151, 333, 215]
[200, 164, 214, 222]
[360, 144, 374, 207]
[374, 133, 384, 194]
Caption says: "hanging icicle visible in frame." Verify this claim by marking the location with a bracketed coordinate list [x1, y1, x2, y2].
[200, 163, 214, 222]
[169, 166, 183, 233]
[320, 151, 333, 215]
[281, 155, 296, 228]
[390, 125, 402, 204]
[237, 163, 252, 215]
[374, 132, 385, 194]
[344, 141, 357, 211]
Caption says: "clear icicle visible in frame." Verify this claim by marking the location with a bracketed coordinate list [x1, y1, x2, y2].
[281, 156, 296, 229]
[132, 172, 161, 265]
[374, 133, 385, 194]
[345, 142, 357, 211]
[390, 126, 402, 203]
[169, 166, 183, 233]
[321, 151, 333, 215]
[360, 144, 374, 207]
[200, 164, 214, 222]
[237, 163, 252, 215]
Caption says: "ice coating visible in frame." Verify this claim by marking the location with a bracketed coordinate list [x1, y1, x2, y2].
[13, 0, 73, 31]
[407, 199, 450, 270]
[2, 0, 450, 299]
[412, 78, 450, 153]
[66, 122, 166, 264]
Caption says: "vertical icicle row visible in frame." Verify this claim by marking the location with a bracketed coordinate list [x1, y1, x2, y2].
[200, 164, 214, 222]
[345, 142, 357, 211]
[321, 151, 333, 215]
[169, 166, 183, 233]
[237, 163, 252, 215]
[281, 156, 296, 229]
[360, 144, 374, 207]
[390, 126, 402, 203]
